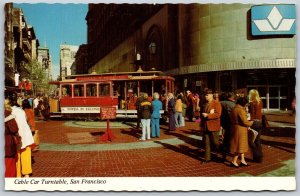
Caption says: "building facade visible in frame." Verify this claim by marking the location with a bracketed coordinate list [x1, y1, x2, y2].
[5, 3, 41, 89]
[37, 46, 52, 80]
[71, 44, 88, 75]
[86, 4, 296, 110]
[60, 44, 79, 79]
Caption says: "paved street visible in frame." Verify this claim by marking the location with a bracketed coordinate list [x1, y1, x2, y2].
[31, 113, 295, 177]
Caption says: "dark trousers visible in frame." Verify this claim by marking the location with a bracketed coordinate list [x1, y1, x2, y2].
[186, 107, 193, 122]
[204, 130, 220, 161]
[34, 108, 40, 117]
[221, 126, 231, 160]
[249, 120, 263, 162]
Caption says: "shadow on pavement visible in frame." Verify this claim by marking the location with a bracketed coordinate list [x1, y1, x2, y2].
[163, 130, 203, 149]
[120, 128, 141, 139]
[261, 126, 296, 153]
[262, 127, 295, 138]
[154, 140, 204, 162]
[261, 139, 295, 153]
[121, 121, 136, 128]
[90, 131, 105, 136]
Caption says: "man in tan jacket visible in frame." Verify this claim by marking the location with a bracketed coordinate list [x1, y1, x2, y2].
[200, 89, 222, 164]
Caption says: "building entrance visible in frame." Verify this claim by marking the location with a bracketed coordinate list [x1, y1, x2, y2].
[247, 85, 289, 111]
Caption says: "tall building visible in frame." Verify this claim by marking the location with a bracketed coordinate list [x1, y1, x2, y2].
[86, 4, 296, 111]
[37, 46, 52, 80]
[60, 44, 79, 80]
[70, 44, 88, 75]
[4, 3, 40, 88]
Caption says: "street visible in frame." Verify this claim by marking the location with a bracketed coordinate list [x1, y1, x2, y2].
[31, 113, 295, 177]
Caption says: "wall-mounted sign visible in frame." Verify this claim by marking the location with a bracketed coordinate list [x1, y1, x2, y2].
[251, 4, 296, 36]
[196, 81, 202, 87]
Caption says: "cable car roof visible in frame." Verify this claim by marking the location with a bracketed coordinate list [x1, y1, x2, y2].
[65, 70, 166, 79]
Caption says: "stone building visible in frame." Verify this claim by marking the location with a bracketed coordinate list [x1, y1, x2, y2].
[37, 46, 52, 80]
[60, 44, 79, 80]
[86, 4, 296, 110]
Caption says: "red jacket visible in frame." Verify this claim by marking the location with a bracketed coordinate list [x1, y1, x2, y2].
[5, 110, 19, 157]
[249, 100, 263, 120]
[201, 100, 222, 131]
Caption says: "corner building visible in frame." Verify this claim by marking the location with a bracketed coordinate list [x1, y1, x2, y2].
[86, 4, 296, 111]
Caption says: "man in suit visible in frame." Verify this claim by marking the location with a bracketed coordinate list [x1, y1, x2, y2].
[200, 89, 222, 164]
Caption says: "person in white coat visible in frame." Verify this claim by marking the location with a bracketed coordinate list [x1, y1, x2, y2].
[10, 98, 35, 177]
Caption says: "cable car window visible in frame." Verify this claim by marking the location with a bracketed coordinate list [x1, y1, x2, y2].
[127, 81, 138, 97]
[99, 83, 110, 96]
[140, 80, 152, 97]
[74, 84, 84, 97]
[86, 83, 97, 96]
[61, 84, 72, 97]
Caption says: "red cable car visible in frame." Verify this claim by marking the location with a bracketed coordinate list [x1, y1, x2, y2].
[49, 71, 174, 119]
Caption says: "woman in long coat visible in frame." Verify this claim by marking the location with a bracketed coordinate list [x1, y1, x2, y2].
[230, 97, 253, 167]
[167, 93, 176, 131]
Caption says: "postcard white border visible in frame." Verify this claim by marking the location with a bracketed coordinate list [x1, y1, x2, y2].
[5, 177, 296, 191]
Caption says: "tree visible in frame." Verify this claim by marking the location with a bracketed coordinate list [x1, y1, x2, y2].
[23, 59, 51, 95]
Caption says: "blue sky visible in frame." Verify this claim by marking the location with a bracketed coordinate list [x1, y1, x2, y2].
[14, 3, 88, 79]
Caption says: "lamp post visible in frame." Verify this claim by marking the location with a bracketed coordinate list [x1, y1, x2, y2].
[14, 72, 20, 87]
[148, 42, 156, 71]
[135, 52, 143, 72]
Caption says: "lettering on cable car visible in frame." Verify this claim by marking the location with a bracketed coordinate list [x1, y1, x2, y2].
[100, 107, 117, 120]
[61, 107, 100, 113]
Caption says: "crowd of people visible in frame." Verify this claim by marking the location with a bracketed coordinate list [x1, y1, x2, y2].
[4, 93, 48, 178]
[4, 88, 266, 177]
[135, 88, 265, 167]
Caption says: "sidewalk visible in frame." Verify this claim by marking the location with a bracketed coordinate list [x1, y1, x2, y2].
[30, 115, 296, 178]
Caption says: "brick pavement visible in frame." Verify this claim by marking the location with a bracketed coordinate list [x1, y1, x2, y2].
[31, 118, 295, 177]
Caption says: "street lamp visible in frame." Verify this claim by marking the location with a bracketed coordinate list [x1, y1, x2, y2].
[136, 52, 143, 72]
[14, 72, 20, 86]
[149, 42, 156, 55]
[148, 42, 156, 71]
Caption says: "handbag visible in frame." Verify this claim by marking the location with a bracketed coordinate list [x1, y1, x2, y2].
[248, 128, 258, 143]
[5, 114, 22, 151]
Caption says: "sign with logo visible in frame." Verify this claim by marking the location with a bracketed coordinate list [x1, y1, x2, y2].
[100, 107, 117, 120]
[251, 4, 296, 36]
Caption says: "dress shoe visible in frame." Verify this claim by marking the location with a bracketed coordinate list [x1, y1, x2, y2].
[230, 162, 239, 168]
[240, 162, 250, 167]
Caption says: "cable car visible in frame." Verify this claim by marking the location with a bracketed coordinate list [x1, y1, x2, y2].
[49, 70, 174, 119]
